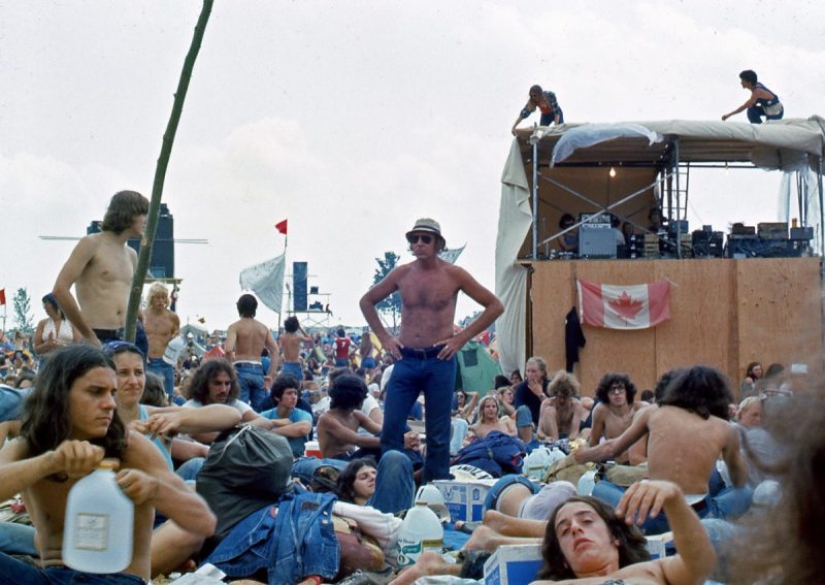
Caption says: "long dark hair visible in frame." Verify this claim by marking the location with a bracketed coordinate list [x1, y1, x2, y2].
[538, 496, 650, 580]
[189, 358, 239, 404]
[21, 345, 127, 459]
[595, 373, 637, 404]
[336, 457, 377, 503]
[660, 365, 732, 420]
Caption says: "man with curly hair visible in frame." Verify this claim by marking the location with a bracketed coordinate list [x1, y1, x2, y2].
[574, 365, 752, 534]
[589, 372, 648, 464]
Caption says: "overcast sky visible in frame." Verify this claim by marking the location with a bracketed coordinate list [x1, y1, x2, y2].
[1, 1, 823, 332]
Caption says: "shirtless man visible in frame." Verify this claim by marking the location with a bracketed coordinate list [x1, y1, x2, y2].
[53, 190, 150, 347]
[316, 374, 420, 459]
[360, 218, 503, 482]
[144, 283, 180, 399]
[0, 345, 215, 582]
[279, 316, 312, 381]
[573, 365, 751, 534]
[225, 293, 279, 412]
[538, 370, 587, 442]
[588, 373, 647, 464]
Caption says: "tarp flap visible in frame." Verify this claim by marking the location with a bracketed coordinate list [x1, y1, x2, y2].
[551, 123, 663, 167]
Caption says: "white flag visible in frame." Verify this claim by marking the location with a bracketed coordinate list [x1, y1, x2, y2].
[239, 253, 286, 314]
[439, 244, 466, 264]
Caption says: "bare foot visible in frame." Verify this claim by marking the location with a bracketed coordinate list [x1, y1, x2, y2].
[464, 525, 500, 551]
[390, 552, 459, 585]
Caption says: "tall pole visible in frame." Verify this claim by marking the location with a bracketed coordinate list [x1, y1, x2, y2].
[125, 0, 214, 342]
[530, 128, 540, 259]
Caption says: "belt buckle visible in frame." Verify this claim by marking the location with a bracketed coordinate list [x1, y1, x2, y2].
[414, 348, 428, 359]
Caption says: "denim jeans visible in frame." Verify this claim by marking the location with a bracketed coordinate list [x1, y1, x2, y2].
[0, 522, 37, 556]
[234, 362, 267, 412]
[592, 480, 753, 535]
[281, 362, 303, 381]
[381, 352, 456, 482]
[146, 357, 175, 398]
[206, 492, 339, 584]
[291, 457, 349, 486]
[368, 450, 415, 515]
[0, 552, 145, 584]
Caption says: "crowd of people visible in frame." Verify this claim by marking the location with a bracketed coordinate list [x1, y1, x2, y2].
[0, 189, 820, 585]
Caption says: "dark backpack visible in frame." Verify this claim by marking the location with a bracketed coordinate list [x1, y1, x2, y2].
[451, 430, 526, 477]
[196, 425, 294, 541]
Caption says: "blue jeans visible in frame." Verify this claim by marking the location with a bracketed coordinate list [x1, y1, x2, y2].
[176, 457, 205, 483]
[483, 475, 539, 514]
[206, 492, 339, 584]
[146, 357, 175, 398]
[234, 362, 267, 412]
[747, 104, 783, 124]
[291, 457, 349, 485]
[281, 362, 303, 380]
[0, 553, 145, 584]
[0, 522, 37, 556]
[540, 108, 564, 125]
[369, 450, 415, 515]
[592, 480, 753, 535]
[381, 351, 456, 482]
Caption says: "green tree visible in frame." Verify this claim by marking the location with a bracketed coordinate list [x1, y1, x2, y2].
[13, 287, 35, 335]
[372, 251, 402, 333]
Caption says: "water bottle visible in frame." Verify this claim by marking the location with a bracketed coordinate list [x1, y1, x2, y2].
[63, 460, 134, 573]
[163, 335, 186, 366]
[415, 484, 450, 522]
[577, 469, 597, 496]
[396, 501, 443, 568]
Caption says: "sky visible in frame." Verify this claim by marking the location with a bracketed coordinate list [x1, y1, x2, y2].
[1, 1, 824, 333]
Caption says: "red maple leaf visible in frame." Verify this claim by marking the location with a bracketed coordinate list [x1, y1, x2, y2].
[608, 291, 644, 319]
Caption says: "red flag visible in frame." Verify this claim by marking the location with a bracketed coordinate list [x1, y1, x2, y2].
[0, 289, 5, 306]
[275, 219, 288, 235]
[577, 279, 670, 329]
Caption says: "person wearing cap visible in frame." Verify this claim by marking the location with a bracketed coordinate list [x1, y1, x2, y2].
[359, 218, 504, 483]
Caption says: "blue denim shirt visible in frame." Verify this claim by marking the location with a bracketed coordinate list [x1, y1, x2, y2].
[206, 492, 339, 584]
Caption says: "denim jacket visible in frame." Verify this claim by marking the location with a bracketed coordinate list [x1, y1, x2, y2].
[205, 492, 339, 584]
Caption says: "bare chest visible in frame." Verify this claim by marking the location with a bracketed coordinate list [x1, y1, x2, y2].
[397, 272, 458, 311]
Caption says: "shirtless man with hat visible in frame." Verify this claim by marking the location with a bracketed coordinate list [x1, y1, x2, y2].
[360, 218, 504, 482]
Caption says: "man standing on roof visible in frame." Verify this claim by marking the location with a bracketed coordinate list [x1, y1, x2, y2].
[360, 218, 504, 482]
[722, 69, 784, 124]
[512, 84, 564, 135]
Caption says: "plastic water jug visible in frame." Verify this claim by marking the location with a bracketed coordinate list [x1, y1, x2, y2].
[396, 501, 443, 568]
[577, 469, 597, 496]
[163, 336, 186, 365]
[415, 484, 450, 522]
[63, 460, 134, 573]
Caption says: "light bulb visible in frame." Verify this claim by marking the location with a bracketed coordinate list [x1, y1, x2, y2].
[609, 167, 617, 178]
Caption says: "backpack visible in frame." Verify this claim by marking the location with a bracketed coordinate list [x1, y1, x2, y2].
[196, 424, 294, 541]
[451, 430, 526, 477]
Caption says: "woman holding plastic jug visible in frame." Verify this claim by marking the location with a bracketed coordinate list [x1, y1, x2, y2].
[0, 345, 216, 583]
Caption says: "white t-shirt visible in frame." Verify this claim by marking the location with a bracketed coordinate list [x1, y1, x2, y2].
[183, 398, 253, 416]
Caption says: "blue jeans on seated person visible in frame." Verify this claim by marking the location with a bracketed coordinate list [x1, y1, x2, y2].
[0, 522, 37, 556]
[592, 479, 753, 535]
[234, 362, 267, 412]
[381, 350, 456, 483]
[483, 474, 539, 514]
[147, 357, 175, 399]
[0, 552, 145, 584]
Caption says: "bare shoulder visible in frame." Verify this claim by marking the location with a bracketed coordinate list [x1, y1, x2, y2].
[0, 437, 30, 464]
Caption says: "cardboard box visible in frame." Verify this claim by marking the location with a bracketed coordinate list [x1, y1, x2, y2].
[433, 479, 496, 522]
[483, 544, 543, 585]
[645, 531, 674, 560]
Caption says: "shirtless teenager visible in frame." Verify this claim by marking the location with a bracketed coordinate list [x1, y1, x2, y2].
[143, 283, 181, 399]
[574, 366, 751, 534]
[225, 294, 279, 412]
[538, 370, 587, 442]
[53, 190, 150, 347]
[0, 345, 215, 582]
[360, 218, 503, 482]
[279, 316, 312, 382]
[589, 373, 648, 464]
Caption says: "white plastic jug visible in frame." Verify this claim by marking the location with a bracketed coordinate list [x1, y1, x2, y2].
[63, 460, 134, 573]
[396, 501, 443, 568]
[163, 335, 186, 365]
[415, 484, 450, 522]
[577, 469, 597, 496]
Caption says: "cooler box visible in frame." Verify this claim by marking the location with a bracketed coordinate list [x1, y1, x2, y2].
[433, 479, 496, 522]
[483, 544, 543, 585]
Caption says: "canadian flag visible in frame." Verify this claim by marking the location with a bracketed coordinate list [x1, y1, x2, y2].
[577, 279, 671, 330]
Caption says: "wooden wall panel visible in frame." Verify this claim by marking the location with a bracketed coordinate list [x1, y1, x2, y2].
[527, 258, 823, 399]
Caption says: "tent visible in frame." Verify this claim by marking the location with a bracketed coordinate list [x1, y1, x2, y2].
[455, 340, 502, 393]
[495, 117, 825, 378]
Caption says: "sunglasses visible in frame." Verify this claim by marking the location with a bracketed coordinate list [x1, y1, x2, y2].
[103, 341, 144, 356]
[406, 234, 433, 245]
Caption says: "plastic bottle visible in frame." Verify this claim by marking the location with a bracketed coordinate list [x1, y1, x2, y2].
[163, 335, 186, 366]
[415, 484, 450, 522]
[63, 460, 134, 573]
[577, 469, 597, 496]
[396, 501, 444, 568]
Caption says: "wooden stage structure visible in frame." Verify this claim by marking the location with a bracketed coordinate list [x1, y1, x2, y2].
[525, 257, 823, 399]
